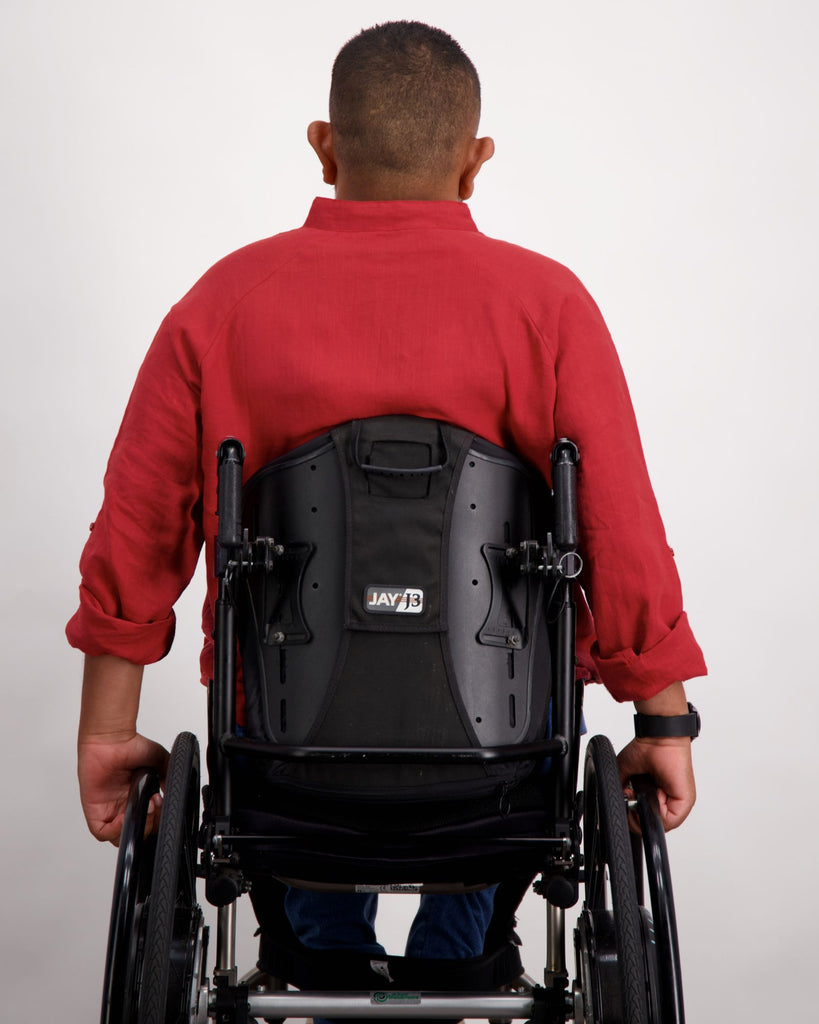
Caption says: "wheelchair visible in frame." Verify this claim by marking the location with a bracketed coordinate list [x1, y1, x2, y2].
[100, 416, 687, 1024]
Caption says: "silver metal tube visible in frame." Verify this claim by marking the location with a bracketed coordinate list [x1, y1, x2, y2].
[216, 903, 236, 972]
[243, 991, 534, 1019]
[546, 903, 566, 976]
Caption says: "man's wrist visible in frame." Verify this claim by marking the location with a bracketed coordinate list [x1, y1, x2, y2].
[78, 727, 138, 745]
[634, 702, 701, 741]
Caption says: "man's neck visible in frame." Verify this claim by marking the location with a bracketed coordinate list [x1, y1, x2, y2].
[334, 172, 461, 202]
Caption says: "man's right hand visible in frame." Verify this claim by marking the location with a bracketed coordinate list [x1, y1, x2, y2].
[77, 654, 168, 845]
[78, 732, 169, 845]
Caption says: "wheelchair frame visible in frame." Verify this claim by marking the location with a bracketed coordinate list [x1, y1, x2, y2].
[100, 430, 686, 1024]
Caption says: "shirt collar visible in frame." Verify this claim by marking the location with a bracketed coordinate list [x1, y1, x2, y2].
[304, 197, 479, 233]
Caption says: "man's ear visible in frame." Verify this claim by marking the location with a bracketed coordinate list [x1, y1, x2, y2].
[458, 136, 495, 200]
[307, 121, 338, 186]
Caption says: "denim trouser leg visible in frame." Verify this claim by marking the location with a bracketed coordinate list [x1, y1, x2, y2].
[284, 886, 497, 958]
[405, 888, 497, 958]
[283, 889, 386, 956]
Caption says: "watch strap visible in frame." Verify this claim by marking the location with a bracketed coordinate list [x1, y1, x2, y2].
[634, 702, 700, 740]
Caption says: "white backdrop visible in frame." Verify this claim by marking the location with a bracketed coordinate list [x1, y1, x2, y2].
[2, 2, 817, 1021]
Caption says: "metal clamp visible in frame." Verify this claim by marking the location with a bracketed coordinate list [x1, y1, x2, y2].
[212, 978, 249, 1024]
[507, 538, 583, 580]
[556, 550, 583, 580]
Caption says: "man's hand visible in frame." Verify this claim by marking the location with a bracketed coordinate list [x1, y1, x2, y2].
[77, 654, 169, 845]
[78, 732, 169, 844]
[617, 735, 695, 832]
[617, 679, 697, 832]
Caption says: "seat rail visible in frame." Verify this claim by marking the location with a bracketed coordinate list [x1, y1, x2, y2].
[220, 735, 568, 763]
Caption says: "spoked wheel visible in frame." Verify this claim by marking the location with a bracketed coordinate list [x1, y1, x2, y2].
[138, 732, 207, 1024]
[101, 769, 160, 1024]
[574, 736, 649, 1024]
[629, 775, 685, 1024]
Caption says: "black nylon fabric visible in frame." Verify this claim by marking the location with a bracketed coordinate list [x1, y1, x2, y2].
[336, 418, 471, 634]
[302, 632, 481, 799]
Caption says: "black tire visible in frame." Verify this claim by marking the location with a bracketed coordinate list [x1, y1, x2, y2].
[101, 769, 160, 1024]
[629, 775, 685, 1024]
[576, 735, 649, 1024]
[138, 732, 203, 1024]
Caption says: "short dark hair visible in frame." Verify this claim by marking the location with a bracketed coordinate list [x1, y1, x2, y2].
[329, 21, 481, 178]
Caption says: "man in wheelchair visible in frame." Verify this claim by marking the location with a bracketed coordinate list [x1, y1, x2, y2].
[68, 21, 706, 1024]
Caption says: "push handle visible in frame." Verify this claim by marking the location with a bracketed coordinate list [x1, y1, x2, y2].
[548, 439, 580, 822]
[216, 438, 245, 576]
[551, 439, 579, 551]
[352, 420, 448, 476]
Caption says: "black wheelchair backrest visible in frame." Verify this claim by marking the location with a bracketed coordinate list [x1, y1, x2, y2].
[236, 416, 554, 801]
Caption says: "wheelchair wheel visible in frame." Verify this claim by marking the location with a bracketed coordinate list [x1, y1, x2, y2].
[629, 775, 685, 1024]
[101, 768, 160, 1024]
[138, 732, 206, 1024]
[574, 735, 649, 1024]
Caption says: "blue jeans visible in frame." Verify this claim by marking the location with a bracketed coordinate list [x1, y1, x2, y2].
[284, 886, 497, 959]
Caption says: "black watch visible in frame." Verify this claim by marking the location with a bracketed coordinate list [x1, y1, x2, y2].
[634, 702, 700, 740]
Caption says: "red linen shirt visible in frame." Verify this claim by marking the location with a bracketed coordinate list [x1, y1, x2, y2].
[66, 198, 706, 702]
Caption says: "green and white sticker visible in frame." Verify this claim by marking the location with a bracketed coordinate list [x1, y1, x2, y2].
[356, 883, 424, 894]
[371, 992, 422, 1005]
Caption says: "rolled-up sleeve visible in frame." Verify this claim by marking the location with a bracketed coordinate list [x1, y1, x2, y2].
[66, 309, 204, 664]
[590, 611, 705, 702]
[67, 581, 177, 662]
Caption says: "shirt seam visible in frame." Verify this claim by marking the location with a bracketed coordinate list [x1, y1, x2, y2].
[193, 252, 306, 366]
[302, 223, 478, 233]
[463, 242, 559, 360]
[193, 230, 562, 366]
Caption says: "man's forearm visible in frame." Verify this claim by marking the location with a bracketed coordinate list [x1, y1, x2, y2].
[634, 679, 688, 717]
[78, 654, 145, 742]
[76, 655, 167, 844]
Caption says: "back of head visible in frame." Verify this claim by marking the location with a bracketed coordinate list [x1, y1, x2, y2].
[329, 21, 481, 182]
